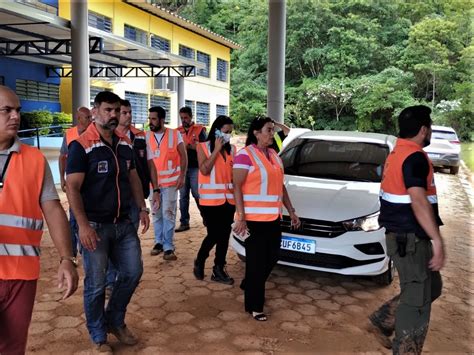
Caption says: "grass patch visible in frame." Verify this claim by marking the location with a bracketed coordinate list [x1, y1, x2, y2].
[461, 142, 474, 171]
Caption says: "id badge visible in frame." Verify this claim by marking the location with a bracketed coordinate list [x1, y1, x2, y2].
[154, 149, 160, 158]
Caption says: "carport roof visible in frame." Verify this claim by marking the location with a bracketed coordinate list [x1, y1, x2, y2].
[0, 1, 204, 69]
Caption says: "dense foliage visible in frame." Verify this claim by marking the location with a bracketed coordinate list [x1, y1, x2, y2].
[165, 0, 473, 140]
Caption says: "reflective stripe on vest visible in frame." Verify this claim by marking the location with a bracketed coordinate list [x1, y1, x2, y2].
[241, 145, 283, 221]
[379, 190, 438, 204]
[147, 129, 181, 188]
[0, 243, 41, 256]
[274, 132, 283, 151]
[0, 143, 44, 280]
[198, 142, 235, 206]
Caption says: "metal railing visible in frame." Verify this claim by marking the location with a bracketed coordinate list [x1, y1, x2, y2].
[18, 124, 71, 149]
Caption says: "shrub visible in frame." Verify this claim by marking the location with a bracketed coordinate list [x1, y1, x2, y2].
[21, 110, 53, 136]
[52, 112, 73, 135]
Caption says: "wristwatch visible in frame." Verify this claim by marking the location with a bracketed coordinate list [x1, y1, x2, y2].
[140, 207, 150, 214]
[153, 188, 161, 194]
[60, 256, 78, 268]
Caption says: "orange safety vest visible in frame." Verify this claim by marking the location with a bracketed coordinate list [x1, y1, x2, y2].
[241, 145, 284, 221]
[65, 126, 80, 146]
[380, 138, 437, 205]
[0, 144, 45, 280]
[178, 124, 205, 146]
[147, 128, 181, 188]
[198, 142, 235, 206]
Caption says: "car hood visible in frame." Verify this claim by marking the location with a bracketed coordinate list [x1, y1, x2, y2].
[284, 175, 380, 222]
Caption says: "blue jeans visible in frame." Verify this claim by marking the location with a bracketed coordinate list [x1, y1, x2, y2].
[69, 209, 78, 257]
[178, 167, 199, 225]
[151, 187, 178, 252]
[81, 221, 143, 344]
[105, 202, 140, 289]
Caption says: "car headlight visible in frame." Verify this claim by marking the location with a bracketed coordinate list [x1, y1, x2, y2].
[342, 212, 381, 232]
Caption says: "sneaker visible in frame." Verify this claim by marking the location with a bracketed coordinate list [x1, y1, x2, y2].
[163, 250, 177, 261]
[211, 265, 234, 285]
[366, 319, 392, 349]
[175, 224, 190, 232]
[150, 243, 163, 256]
[193, 259, 205, 280]
[107, 325, 138, 345]
[94, 342, 113, 354]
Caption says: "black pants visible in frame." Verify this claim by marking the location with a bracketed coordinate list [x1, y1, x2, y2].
[196, 202, 235, 267]
[244, 219, 281, 313]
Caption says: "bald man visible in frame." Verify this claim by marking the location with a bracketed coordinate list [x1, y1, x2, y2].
[0, 85, 78, 354]
[59, 107, 92, 257]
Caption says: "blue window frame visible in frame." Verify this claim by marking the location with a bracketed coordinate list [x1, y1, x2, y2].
[217, 58, 228, 82]
[179, 44, 195, 59]
[150, 95, 171, 124]
[16, 79, 59, 102]
[88, 11, 112, 33]
[150, 35, 170, 52]
[125, 91, 148, 124]
[197, 51, 210, 78]
[196, 102, 210, 125]
[216, 104, 228, 116]
[124, 24, 148, 45]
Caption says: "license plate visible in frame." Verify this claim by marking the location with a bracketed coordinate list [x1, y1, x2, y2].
[281, 236, 316, 254]
[428, 153, 441, 159]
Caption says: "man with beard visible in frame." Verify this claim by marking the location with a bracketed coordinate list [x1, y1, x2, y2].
[176, 106, 207, 232]
[368, 105, 445, 354]
[66, 91, 150, 353]
[147, 106, 187, 260]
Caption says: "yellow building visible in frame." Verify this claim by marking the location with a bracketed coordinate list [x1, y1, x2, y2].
[53, 0, 241, 127]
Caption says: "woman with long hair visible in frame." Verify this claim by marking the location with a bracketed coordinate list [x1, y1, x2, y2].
[233, 116, 300, 321]
[193, 115, 236, 284]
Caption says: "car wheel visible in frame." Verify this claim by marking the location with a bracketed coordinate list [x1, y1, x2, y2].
[237, 254, 246, 262]
[373, 258, 394, 286]
[450, 166, 459, 175]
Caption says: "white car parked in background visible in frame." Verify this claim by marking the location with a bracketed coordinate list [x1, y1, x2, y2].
[424, 125, 461, 175]
[231, 130, 397, 285]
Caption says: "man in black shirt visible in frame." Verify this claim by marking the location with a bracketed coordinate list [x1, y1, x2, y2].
[368, 105, 445, 354]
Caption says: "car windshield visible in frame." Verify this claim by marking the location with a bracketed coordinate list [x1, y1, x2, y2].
[432, 130, 458, 141]
[280, 138, 390, 182]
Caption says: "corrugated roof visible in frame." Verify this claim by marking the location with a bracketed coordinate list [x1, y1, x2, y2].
[125, 0, 242, 50]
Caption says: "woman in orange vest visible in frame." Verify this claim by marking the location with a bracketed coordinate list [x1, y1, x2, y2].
[233, 117, 300, 321]
[193, 115, 236, 284]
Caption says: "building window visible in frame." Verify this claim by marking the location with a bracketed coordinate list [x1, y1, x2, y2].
[16, 79, 59, 102]
[216, 104, 228, 116]
[196, 51, 210, 78]
[185, 100, 195, 114]
[150, 35, 170, 52]
[90, 87, 111, 107]
[217, 58, 228, 82]
[179, 44, 195, 60]
[88, 11, 112, 32]
[196, 102, 210, 125]
[125, 91, 148, 124]
[124, 24, 148, 45]
[150, 95, 171, 124]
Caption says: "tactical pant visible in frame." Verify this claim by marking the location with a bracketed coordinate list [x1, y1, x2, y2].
[370, 232, 442, 355]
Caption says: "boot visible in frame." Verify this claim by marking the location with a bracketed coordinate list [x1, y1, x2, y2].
[211, 265, 234, 285]
[193, 259, 205, 280]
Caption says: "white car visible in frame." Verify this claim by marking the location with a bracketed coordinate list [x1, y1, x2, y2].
[231, 130, 397, 285]
[424, 125, 461, 175]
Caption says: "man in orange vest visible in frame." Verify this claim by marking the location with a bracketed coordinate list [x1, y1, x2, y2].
[0, 85, 79, 354]
[147, 106, 187, 260]
[368, 106, 445, 354]
[176, 106, 207, 232]
[58, 106, 91, 257]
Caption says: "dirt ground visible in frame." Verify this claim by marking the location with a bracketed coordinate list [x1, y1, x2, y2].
[26, 165, 473, 354]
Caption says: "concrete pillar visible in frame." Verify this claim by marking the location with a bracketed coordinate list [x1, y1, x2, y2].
[267, 0, 286, 124]
[71, 0, 90, 123]
[177, 76, 185, 109]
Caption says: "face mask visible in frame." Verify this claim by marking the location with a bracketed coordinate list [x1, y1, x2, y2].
[222, 133, 232, 143]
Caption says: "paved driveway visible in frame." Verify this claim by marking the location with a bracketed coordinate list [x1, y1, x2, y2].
[27, 169, 473, 354]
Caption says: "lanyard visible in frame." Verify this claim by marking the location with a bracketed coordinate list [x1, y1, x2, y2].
[0, 152, 13, 189]
[153, 129, 166, 148]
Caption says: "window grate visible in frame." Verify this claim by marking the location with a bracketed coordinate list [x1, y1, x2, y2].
[179, 44, 195, 59]
[150, 95, 171, 124]
[88, 11, 112, 32]
[16, 79, 59, 102]
[196, 102, 210, 125]
[217, 58, 228, 82]
[197, 51, 210, 78]
[150, 35, 170, 52]
[216, 104, 228, 116]
[125, 91, 148, 124]
[124, 24, 148, 45]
